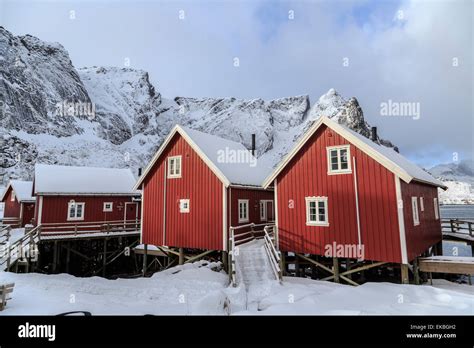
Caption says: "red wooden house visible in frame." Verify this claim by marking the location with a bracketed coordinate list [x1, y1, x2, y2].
[135, 125, 274, 252]
[0, 180, 36, 227]
[263, 116, 447, 265]
[33, 164, 140, 233]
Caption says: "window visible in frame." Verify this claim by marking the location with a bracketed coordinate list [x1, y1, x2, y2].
[327, 145, 351, 174]
[420, 197, 424, 212]
[411, 197, 419, 226]
[179, 199, 190, 213]
[67, 202, 85, 221]
[103, 202, 113, 212]
[167, 156, 182, 178]
[238, 199, 249, 223]
[10, 191, 15, 202]
[434, 198, 439, 220]
[305, 196, 329, 226]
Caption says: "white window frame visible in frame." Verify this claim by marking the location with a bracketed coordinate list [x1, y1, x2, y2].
[305, 196, 329, 227]
[67, 202, 85, 221]
[167, 155, 182, 178]
[10, 191, 15, 202]
[327, 145, 352, 175]
[103, 202, 113, 212]
[411, 197, 419, 226]
[420, 197, 424, 212]
[238, 199, 249, 223]
[434, 198, 439, 220]
[179, 199, 190, 213]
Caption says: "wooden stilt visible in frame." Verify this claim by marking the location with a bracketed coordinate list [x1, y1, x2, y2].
[280, 252, 286, 276]
[66, 241, 71, 274]
[142, 244, 148, 277]
[102, 238, 107, 278]
[401, 264, 409, 284]
[222, 251, 228, 272]
[413, 258, 420, 285]
[333, 257, 340, 283]
[295, 255, 300, 277]
[346, 258, 352, 280]
[179, 247, 184, 265]
[53, 241, 58, 273]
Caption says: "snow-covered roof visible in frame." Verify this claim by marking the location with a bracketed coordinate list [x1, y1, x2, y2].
[35, 164, 139, 195]
[0, 180, 35, 202]
[263, 116, 447, 189]
[135, 125, 273, 188]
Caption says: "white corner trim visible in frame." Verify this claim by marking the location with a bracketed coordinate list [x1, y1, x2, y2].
[140, 184, 144, 244]
[37, 196, 43, 225]
[223, 184, 227, 251]
[395, 176, 408, 264]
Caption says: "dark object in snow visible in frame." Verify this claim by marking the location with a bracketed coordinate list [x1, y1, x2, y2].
[57, 311, 92, 316]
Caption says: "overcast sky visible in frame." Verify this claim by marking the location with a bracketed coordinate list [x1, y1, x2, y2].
[1, 0, 472, 168]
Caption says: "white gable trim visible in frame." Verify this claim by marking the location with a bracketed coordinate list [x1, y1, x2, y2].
[263, 116, 436, 189]
[134, 125, 231, 190]
[0, 182, 12, 202]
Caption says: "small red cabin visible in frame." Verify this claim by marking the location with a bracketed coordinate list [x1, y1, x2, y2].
[0, 180, 36, 227]
[136, 125, 274, 251]
[263, 117, 446, 265]
[33, 164, 140, 233]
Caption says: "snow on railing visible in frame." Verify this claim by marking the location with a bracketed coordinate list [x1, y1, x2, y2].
[227, 223, 282, 286]
[39, 219, 141, 239]
[0, 225, 40, 271]
[441, 218, 474, 237]
[263, 225, 282, 282]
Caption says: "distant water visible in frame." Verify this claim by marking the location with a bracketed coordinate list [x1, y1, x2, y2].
[440, 205, 474, 221]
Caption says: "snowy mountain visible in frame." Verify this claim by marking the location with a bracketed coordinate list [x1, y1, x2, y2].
[1, 26, 471, 203]
[429, 160, 474, 204]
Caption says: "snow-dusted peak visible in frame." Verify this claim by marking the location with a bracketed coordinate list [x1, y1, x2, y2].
[308, 88, 346, 120]
[78, 66, 161, 144]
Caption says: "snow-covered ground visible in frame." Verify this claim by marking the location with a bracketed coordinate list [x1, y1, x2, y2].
[0, 260, 472, 315]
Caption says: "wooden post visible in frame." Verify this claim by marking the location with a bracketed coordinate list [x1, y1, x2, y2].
[142, 244, 148, 277]
[295, 254, 300, 277]
[346, 258, 352, 280]
[280, 252, 286, 276]
[401, 264, 409, 284]
[413, 258, 420, 285]
[66, 241, 71, 274]
[179, 247, 184, 265]
[333, 257, 340, 283]
[53, 241, 58, 273]
[221, 251, 228, 272]
[102, 238, 107, 278]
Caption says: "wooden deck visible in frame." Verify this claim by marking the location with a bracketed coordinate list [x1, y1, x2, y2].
[441, 218, 474, 242]
[418, 256, 474, 275]
[38, 220, 141, 241]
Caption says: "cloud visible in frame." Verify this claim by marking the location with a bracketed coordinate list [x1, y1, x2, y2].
[1, 0, 472, 167]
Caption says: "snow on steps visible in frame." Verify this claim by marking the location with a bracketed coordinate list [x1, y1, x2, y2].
[232, 239, 280, 311]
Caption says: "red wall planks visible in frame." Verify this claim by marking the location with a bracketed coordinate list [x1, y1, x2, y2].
[22, 202, 36, 226]
[228, 187, 274, 228]
[401, 181, 442, 261]
[39, 195, 137, 225]
[275, 125, 403, 263]
[2, 187, 21, 220]
[142, 134, 224, 251]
